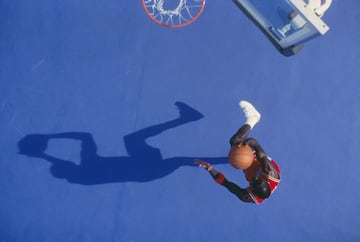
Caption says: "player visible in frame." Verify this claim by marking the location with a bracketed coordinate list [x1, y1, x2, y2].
[195, 101, 280, 204]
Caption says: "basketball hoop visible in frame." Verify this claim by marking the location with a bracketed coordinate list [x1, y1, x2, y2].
[142, 0, 206, 28]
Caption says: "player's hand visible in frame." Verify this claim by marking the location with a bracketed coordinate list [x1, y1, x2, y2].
[195, 160, 213, 171]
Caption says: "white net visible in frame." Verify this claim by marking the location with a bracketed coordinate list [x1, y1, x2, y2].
[142, 0, 205, 27]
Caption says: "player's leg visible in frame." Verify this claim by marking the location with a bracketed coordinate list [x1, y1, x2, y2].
[239, 100, 261, 129]
[229, 124, 251, 146]
[229, 100, 261, 146]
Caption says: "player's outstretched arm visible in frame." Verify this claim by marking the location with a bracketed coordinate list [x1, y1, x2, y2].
[195, 160, 215, 172]
[195, 160, 254, 203]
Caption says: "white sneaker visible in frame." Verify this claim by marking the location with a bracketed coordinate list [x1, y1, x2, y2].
[239, 100, 261, 129]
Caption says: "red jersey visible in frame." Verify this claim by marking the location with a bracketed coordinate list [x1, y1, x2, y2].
[245, 157, 281, 204]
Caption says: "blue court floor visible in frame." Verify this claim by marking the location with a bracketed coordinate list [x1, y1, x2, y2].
[1, 1, 360, 241]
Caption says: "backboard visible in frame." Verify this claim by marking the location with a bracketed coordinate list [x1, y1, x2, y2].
[232, 0, 332, 56]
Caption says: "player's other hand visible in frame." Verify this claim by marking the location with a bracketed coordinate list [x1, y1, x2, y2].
[195, 160, 213, 171]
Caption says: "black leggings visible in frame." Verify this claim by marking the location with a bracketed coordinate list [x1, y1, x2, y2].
[229, 124, 267, 161]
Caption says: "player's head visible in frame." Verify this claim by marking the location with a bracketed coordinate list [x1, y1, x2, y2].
[252, 177, 270, 199]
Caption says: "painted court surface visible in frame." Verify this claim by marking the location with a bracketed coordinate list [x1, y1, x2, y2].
[1, 1, 360, 241]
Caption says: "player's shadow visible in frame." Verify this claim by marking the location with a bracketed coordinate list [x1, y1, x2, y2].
[17, 102, 227, 185]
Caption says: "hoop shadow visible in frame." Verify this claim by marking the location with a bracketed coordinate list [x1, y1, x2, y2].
[17, 102, 227, 185]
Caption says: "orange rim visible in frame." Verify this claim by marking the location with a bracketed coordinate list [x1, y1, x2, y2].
[141, 0, 206, 28]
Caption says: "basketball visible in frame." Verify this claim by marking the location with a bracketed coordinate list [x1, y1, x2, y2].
[228, 144, 254, 170]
